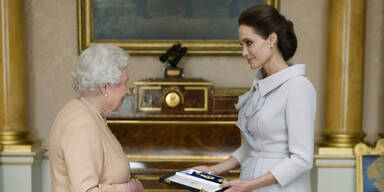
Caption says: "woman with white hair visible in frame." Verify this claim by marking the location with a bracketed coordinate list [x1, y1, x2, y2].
[49, 44, 143, 192]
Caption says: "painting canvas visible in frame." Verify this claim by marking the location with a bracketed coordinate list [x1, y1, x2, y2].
[362, 155, 384, 191]
[78, 0, 278, 55]
[355, 139, 384, 192]
[93, 0, 264, 40]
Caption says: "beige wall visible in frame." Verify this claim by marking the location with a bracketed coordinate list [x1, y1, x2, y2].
[24, 0, 383, 147]
[363, 0, 384, 143]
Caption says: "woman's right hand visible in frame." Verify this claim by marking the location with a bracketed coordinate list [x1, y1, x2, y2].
[192, 165, 218, 175]
[124, 179, 144, 192]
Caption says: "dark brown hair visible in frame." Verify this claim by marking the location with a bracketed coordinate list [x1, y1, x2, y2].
[238, 4, 297, 61]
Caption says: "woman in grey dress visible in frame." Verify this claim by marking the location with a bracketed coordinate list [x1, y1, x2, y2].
[194, 4, 316, 192]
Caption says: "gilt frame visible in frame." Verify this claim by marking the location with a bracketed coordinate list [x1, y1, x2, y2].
[354, 139, 384, 192]
[77, 0, 279, 55]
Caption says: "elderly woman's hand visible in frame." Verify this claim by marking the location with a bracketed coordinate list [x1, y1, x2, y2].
[124, 179, 143, 192]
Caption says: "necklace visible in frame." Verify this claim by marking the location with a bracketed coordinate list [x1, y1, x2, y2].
[79, 97, 108, 127]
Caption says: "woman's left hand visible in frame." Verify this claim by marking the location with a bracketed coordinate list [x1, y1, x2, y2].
[221, 172, 277, 192]
[220, 180, 253, 192]
[124, 179, 144, 192]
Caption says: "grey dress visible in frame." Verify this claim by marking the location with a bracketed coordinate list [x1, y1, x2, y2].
[232, 64, 316, 192]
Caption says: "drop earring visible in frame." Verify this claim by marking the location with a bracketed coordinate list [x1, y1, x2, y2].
[104, 85, 108, 97]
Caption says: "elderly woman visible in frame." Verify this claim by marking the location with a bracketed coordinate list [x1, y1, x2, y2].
[49, 44, 143, 192]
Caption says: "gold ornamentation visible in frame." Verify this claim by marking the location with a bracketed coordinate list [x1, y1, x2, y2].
[108, 120, 236, 126]
[0, 0, 34, 147]
[320, 133, 366, 148]
[0, 131, 30, 145]
[162, 87, 184, 107]
[0, 142, 41, 153]
[265, 0, 279, 10]
[165, 92, 181, 108]
[135, 81, 212, 86]
[107, 114, 237, 118]
[125, 154, 231, 162]
[323, 0, 366, 150]
[166, 70, 181, 76]
[0, 162, 35, 165]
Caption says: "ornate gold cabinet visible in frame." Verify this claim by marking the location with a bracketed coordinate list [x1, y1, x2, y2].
[107, 78, 246, 191]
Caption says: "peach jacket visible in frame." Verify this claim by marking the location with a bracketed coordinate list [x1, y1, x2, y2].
[49, 98, 130, 192]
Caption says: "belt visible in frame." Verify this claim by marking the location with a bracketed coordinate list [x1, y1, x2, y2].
[248, 150, 289, 159]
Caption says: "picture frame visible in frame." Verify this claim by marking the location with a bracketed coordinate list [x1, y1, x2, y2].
[354, 139, 384, 192]
[77, 0, 279, 55]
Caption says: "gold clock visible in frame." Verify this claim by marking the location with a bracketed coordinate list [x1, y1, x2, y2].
[165, 92, 181, 108]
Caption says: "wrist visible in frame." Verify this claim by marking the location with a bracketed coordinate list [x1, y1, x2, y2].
[247, 178, 262, 190]
[209, 165, 220, 175]
[248, 173, 275, 190]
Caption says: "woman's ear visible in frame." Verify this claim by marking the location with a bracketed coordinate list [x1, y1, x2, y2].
[268, 32, 278, 45]
[100, 84, 109, 97]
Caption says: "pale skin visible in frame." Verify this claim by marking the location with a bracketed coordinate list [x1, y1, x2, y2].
[193, 25, 289, 192]
[81, 67, 144, 192]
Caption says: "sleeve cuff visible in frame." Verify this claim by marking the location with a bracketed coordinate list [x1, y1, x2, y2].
[231, 145, 249, 165]
[269, 155, 313, 187]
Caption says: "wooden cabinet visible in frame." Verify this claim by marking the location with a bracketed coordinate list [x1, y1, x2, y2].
[107, 78, 247, 191]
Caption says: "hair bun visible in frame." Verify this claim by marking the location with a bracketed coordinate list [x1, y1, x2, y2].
[238, 4, 297, 61]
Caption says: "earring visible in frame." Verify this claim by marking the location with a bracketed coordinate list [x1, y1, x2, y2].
[270, 44, 274, 48]
[104, 84, 109, 97]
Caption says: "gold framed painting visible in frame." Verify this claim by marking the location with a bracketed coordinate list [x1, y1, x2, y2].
[354, 139, 384, 192]
[77, 0, 279, 55]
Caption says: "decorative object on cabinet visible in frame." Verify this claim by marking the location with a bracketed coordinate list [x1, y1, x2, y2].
[354, 139, 384, 192]
[106, 78, 248, 191]
[159, 44, 187, 78]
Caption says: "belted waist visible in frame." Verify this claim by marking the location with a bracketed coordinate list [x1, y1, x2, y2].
[248, 150, 289, 159]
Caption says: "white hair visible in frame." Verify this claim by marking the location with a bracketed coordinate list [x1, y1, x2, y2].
[72, 44, 129, 94]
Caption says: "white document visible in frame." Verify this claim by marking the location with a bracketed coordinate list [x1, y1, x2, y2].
[167, 169, 225, 192]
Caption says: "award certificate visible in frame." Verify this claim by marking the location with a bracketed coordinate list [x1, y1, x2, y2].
[159, 169, 229, 192]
